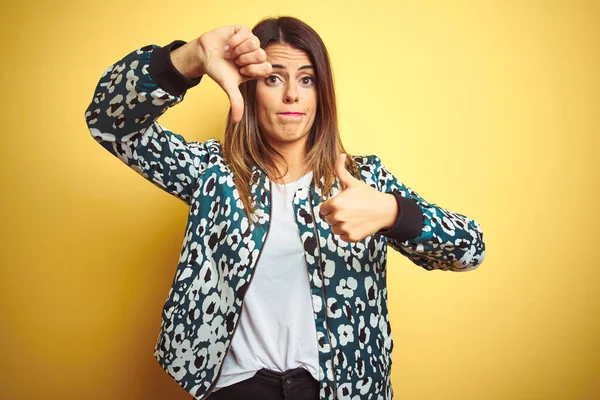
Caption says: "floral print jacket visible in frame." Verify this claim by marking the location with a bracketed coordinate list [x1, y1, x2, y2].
[84, 40, 486, 399]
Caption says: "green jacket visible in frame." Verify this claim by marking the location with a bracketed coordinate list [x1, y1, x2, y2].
[84, 40, 486, 399]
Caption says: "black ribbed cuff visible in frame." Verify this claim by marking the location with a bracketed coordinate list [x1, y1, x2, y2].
[148, 40, 203, 97]
[378, 192, 424, 241]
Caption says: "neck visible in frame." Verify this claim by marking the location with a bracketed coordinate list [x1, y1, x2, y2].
[268, 138, 309, 184]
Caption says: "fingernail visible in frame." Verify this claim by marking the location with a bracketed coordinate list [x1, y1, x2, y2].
[224, 44, 230, 51]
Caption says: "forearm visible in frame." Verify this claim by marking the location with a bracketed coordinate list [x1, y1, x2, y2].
[375, 156, 486, 271]
[378, 192, 424, 241]
[395, 206, 485, 271]
[83, 42, 209, 205]
[84, 41, 201, 144]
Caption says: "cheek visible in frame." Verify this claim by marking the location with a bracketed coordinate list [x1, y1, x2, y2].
[256, 90, 277, 120]
[307, 94, 318, 121]
[307, 90, 317, 112]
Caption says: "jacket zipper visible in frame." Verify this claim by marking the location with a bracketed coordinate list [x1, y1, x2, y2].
[308, 190, 338, 399]
[205, 187, 273, 397]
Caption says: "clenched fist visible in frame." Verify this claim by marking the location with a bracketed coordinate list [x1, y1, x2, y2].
[320, 154, 399, 243]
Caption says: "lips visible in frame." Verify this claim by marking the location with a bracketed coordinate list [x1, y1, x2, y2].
[278, 112, 304, 116]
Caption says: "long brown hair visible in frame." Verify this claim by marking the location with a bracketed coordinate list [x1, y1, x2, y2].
[223, 16, 359, 221]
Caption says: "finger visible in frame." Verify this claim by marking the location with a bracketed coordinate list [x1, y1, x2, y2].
[334, 153, 357, 190]
[340, 234, 352, 243]
[320, 201, 333, 217]
[332, 223, 348, 236]
[235, 48, 267, 67]
[224, 25, 250, 52]
[323, 213, 337, 226]
[229, 35, 261, 59]
[221, 81, 244, 123]
[240, 62, 273, 79]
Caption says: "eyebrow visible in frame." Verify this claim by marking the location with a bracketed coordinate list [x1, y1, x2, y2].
[271, 64, 314, 71]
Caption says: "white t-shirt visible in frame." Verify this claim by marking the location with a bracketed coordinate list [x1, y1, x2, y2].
[214, 171, 320, 391]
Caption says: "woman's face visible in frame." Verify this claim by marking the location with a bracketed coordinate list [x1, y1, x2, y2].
[255, 43, 317, 151]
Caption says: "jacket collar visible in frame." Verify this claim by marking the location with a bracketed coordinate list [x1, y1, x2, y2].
[250, 164, 343, 210]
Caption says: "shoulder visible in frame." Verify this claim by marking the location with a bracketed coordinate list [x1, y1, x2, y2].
[204, 137, 223, 153]
[351, 154, 381, 168]
[183, 138, 227, 170]
[350, 154, 383, 189]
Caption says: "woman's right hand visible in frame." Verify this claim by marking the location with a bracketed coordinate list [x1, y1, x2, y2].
[190, 25, 272, 123]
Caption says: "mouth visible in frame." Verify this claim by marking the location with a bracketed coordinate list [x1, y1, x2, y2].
[278, 112, 304, 117]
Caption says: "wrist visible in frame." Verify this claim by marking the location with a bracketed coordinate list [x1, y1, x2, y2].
[380, 193, 399, 230]
[170, 39, 206, 79]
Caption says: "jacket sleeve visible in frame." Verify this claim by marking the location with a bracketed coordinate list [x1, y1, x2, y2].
[84, 40, 208, 205]
[374, 156, 486, 272]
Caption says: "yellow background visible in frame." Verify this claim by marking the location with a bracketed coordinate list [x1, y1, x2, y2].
[1, 0, 599, 398]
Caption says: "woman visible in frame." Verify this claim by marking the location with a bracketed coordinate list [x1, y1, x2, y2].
[84, 16, 485, 400]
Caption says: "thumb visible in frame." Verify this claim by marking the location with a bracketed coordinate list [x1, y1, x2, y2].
[334, 153, 357, 190]
[222, 80, 244, 123]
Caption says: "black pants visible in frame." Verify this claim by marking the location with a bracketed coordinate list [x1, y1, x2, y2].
[205, 367, 320, 400]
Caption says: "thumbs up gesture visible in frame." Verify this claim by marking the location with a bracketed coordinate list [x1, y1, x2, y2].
[320, 154, 399, 243]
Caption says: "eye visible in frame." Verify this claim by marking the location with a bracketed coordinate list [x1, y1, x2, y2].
[265, 75, 282, 85]
[300, 76, 314, 86]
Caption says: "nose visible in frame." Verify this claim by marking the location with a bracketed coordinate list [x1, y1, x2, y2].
[283, 83, 299, 104]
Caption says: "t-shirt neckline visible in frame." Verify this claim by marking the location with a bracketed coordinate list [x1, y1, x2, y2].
[272, 171, 313, 188]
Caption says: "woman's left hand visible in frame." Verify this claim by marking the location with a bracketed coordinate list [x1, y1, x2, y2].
[320, 154, 399, 243]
